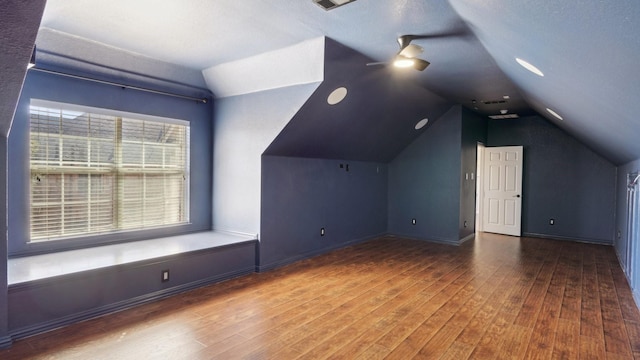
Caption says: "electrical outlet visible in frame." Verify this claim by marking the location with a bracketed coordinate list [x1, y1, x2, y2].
[320, 227, 325, 236]
[161, 270, 170, 282]
[549, 219, 555, 225]
[411, 218, 416, 225]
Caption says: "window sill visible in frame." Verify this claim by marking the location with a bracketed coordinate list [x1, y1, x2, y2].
[8, 231, 257, 285]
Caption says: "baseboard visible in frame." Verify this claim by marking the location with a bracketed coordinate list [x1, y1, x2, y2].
[612, 247, 640, 314]
[523, 232, 612, 245]
[9, 266, 254, 341]
[459, 233, 475, 244]
[386, 232, 460, 246]
[634, 289, 640, 311]
[256, 233, 385, 273]
[0, 335, 12, 349]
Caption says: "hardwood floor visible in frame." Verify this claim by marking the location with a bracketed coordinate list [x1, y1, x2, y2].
[2, 233, 640, 359]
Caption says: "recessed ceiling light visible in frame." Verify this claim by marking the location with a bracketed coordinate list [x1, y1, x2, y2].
[546, 107, 563, 120]
[327, 87, 347, 105]
[415, 118, 429, 130]
[515, 57, 544, 77]
[503, 95, 510, 99]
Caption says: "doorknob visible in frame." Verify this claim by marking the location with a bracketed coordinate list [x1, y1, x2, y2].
[513, 194, 521, 198]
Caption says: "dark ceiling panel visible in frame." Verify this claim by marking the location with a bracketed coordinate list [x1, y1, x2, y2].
[264, 38, 453, 162]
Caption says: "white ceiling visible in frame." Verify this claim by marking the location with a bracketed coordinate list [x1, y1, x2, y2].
[39, 0, 522, 113]
[36, 0, 640, 164]
[40, 1, 460, 69]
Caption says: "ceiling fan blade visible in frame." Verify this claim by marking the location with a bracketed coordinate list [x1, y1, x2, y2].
[413, 58, 430, 71]
[397, 24, 469, 48]
[398, 44, 423, 58]
[366, 61, 388, 67]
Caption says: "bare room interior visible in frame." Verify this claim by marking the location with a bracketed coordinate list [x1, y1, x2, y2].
[1, 0, 640, 358]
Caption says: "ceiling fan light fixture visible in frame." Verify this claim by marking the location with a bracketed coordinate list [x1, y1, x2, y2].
[398, 43, 424, 58]
[393, 56, 415, 68]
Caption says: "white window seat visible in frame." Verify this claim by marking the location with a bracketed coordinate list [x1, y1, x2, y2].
[8, 231, 258, 285]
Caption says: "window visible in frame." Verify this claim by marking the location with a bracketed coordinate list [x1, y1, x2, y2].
[29, 100, 190, 242]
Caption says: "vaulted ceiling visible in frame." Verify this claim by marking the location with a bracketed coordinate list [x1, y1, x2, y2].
[6, 0, 640, 164]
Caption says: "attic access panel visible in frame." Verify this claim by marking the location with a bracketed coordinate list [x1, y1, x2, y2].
[314, 0, 357, 11]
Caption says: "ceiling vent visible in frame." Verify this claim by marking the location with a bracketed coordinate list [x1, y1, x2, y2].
[489, 114, 519, 120]
[314, 0, 357, 11]
[482, 99, 508, 105]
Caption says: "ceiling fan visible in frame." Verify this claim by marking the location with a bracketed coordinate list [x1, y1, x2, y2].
[368, 25, 467, 71]
[367, 35, 433, 71]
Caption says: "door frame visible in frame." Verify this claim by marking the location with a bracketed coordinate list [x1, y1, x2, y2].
[479, 145, 523, 236]
[626, 172, 640, 286]
[476, 143, 485, 232]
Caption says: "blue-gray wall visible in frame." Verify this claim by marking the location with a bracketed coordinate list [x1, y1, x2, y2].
[0, 1, 47, 347]
[388, 106, 462, 244]
[260, 156, 387, 271]
[0, 53, 258, 342]
[212, 83, 319, 236]
[0, 138, 8, 347]
[487, 115, 616, 244]
[9, 70, 213, 255]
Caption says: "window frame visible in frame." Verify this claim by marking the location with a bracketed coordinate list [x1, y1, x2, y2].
[28, 99, 192, 243]
[9, 71, 212, 257]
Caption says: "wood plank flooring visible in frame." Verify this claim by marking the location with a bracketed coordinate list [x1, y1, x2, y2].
[2, 233, 640, 359]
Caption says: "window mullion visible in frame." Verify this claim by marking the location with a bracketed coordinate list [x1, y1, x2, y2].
[87, 113, 92, 233]
[114, 117, 123, 229]
[142, 121, 146, 227]
[162, 130, 167, 223]
[59, 111, 65, 236]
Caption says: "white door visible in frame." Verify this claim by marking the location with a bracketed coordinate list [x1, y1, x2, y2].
[482, 146, 523, 236]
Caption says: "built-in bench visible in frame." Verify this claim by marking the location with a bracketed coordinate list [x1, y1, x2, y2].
[8, 231, 257, 284]
[7, 231, 258, 340]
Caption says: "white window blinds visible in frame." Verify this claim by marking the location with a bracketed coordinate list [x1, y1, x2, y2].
[29, 100, 190, 242]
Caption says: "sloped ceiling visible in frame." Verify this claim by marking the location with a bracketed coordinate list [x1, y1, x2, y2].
[6, 0, 640, 164]
[0, 1, 46, 137]
[36, 0, 525, 116]
[449, 0, 640, 164]
[264, 38, 453, 162]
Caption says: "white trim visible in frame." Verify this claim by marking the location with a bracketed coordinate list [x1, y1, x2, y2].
[476, 143, 485, 232]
